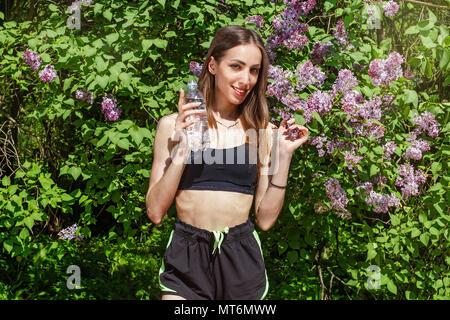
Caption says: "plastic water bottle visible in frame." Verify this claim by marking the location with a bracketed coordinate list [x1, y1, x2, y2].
[185, 80, 210, 152]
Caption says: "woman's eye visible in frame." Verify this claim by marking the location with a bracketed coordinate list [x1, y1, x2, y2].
[251, 68, 259, 73]
[231, 64, 239, 69]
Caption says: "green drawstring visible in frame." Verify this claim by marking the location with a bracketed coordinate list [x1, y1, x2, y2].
[212, 227, 229, 255]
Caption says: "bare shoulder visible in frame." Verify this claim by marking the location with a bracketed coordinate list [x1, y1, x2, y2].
[156, 113, 178, 132]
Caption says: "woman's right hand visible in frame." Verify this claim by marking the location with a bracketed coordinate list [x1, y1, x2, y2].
[171, 89, 206, 164]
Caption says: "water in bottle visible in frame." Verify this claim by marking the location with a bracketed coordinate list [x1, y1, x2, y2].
[185, 80, 210, 152]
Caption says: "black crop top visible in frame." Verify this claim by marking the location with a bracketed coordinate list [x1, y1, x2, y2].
[177, 143, 258, 195]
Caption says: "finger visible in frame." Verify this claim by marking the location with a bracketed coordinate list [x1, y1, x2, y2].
[279, 118, 287, 130]
[177, 89, 185, 111]
[180, 109, 206, 122]
[181, 101, 202, 112]
[181, 117, 199, 129]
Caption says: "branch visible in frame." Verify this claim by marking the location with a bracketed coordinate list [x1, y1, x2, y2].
[403, 0, 449, 9]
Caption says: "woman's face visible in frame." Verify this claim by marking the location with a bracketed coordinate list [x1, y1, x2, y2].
[209, 44, 262, 108]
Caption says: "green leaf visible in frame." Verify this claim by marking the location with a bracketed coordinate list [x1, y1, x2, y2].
[105, 33, 119, 46]
[103, 9, 113, 21]
[367, 248, 377, 260]
[324, 0, 337, 12]
[411, 228, 421, 238]
[142, 39, 153, 51]
[157, 0, 166, 8]
[68, 166, 82, 180]
[130, 126, 143, 146]
[405, 26, 419, 35]
[429, 227, 440, 236]
[1, 175, 11, 186]
[311, 111, 324, 127]
[23, 217, 34, 231]
[407, 57, 422, 67]
[420, 35, 436, 49]
[439, 49, 449, 70]
[287, 250, 298, 264]
[278, 241, 288, 255]
[19, 227, 30, 240]
[373, 146, 384, 155]
[96, 75, 109, 89]
[294, 114, 306, 126]
[420, 233, 430, 246]
[387, 279, 397, 294]
[153, 39, 168, 49]
[117, 139, 130, 150]
[370, 164, 379, 177]
[3, 240, 13, 254]
[391, 215, 400, 226]
[403, 89, 418, 107]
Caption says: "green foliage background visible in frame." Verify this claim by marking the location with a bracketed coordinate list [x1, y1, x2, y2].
[0, 0, 448, 299]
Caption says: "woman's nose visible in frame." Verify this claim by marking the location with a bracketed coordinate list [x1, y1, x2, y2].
[238, 71, 251, 89]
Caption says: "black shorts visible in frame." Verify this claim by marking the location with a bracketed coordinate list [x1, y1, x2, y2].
[159, 218, 269, 300]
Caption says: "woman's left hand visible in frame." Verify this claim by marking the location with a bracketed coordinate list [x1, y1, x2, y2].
[277, 118, 309, 156]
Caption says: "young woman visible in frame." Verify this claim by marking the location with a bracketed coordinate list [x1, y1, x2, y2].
[146, 25, 308, 300]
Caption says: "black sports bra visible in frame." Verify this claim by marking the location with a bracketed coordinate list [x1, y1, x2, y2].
[177, 143, 258, 195]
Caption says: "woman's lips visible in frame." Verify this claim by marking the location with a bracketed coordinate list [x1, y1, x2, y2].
[232, 86, 247, 97]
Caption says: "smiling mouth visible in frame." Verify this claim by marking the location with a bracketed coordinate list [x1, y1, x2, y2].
[232, 86, 248, 96]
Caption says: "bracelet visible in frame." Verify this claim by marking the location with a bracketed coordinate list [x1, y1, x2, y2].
[269, 179, 287, 189]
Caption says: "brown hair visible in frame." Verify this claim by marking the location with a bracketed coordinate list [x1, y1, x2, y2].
[197, 25, 272, 174]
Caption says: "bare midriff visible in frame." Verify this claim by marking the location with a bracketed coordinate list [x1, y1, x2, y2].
[175, 190, 254, 231]
[174, 121, 254, 231]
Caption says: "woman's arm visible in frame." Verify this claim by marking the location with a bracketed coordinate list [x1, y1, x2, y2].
[146, 90, 205, 225]
[146, 114, 186, 225]
[254, 118, 308, 231]
[254, 152, 292, 231]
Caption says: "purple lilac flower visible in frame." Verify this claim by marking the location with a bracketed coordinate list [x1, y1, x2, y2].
[23, 50, 42, 71]
[356, 181, 373, 195]
[267, 64, 295, 102]
[245, 15, 264, 29]
[395, 163, 427, 199]
[303, 90, 333, 123]
[341, 90, 365, 120]
[333, 20, 348, 47]
[58, 224, 84, 240]
[284, 32, 309, 51]
[412, 111, 440, 138]
[68, 0, 94, 13]
[284, 0, 316, 17]
[309, 134, 328, 157]
[75, 89, 94, 104]
[344, 150, 363, 170]
[367, 121, 385, 139]
[295, 60, 327, 91]
[373, 173, 387, 186]
[267, 0, 315, 58]
[365, 191, 401, 213]
[101, 95, 122, 122]
[357, 181, 400, 213]
[39, 64, 57, 83]
[324, 178, 351, 219]
[332, 69, 358, 94]
[368, 51, 404, 86]
[383, 141, 397, 160]
[403, 139, 430, 161]
[383, 1, 399, 17]
[189, 61, 203, 78]
[310, 41, 333, 65]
